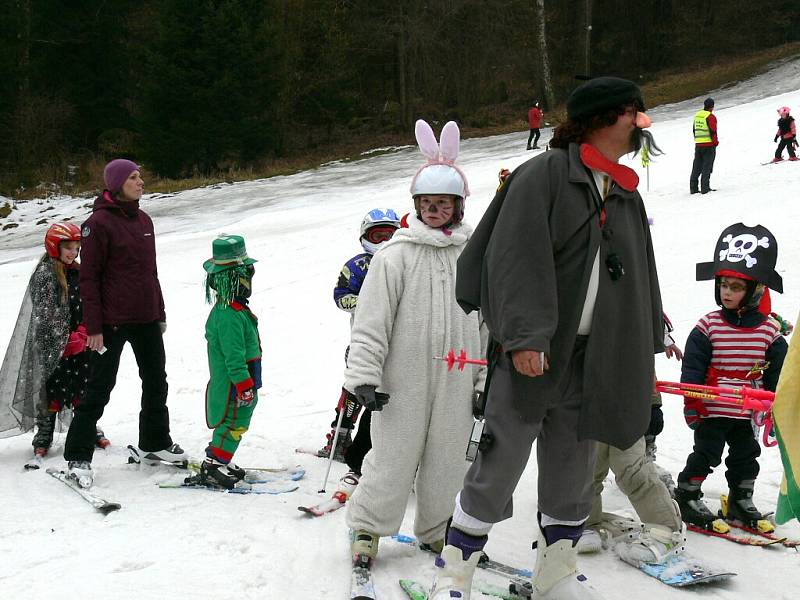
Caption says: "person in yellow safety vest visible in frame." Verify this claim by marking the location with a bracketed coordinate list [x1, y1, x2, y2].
[690, 97, 718, 194]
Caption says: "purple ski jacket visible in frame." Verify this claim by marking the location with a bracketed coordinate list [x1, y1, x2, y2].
[79, 191, 166, 334]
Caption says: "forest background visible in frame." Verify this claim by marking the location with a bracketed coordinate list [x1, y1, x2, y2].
[1, 0, 799, 199]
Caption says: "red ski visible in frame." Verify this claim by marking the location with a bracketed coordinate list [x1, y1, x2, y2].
[687, 524, 785, 546]
[724, 522, 800, 549]
[298, 491, 347, 517]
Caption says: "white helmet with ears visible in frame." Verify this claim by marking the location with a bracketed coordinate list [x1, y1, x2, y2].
[409, 120, 469, 199]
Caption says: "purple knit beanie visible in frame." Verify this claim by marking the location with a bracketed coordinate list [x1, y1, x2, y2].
[103, 159, 139, 193]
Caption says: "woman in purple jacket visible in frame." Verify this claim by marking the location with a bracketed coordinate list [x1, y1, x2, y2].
[63, 159, 185, 488]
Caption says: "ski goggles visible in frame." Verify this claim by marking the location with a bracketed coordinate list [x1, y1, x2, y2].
[364, 225, 397, 245]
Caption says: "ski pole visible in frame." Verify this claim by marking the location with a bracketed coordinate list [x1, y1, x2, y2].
[434, 349, 488, 371]
[655, 380, 774, 411]
[319, 392, 348, 493]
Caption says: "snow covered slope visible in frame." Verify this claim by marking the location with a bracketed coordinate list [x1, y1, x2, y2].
[1, 58, 799, 600]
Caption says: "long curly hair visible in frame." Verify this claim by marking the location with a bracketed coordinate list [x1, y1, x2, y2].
[550, 100, 662, 160]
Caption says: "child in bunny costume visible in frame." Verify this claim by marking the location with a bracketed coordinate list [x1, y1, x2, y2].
[344, 120, 486, 564]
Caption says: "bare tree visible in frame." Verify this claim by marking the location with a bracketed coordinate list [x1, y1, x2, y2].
[584, 0, 593, 76]
[534, 0, 555, 110]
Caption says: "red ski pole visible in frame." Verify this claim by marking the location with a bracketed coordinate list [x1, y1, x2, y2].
[655, 380, 774, 412]
[433, 349, 488, 371]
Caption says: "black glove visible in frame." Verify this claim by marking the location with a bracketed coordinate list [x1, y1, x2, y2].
[472, 392, 486, 419]
[645, 405, 664, 437]
[774, 135, 779, 143]
[354, 385, 390, 411]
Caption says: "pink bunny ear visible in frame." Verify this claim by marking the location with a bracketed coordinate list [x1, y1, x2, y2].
[415, 120, 440, 161]
[439, 121, 460, 163]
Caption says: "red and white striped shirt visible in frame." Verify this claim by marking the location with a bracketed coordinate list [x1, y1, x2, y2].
[696, 310, 781, 419]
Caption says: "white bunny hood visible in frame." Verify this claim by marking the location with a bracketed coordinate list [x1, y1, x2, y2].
[383, 213, 472, 249]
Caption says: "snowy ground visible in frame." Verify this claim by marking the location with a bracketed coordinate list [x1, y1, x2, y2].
[1, 57, 800, 600]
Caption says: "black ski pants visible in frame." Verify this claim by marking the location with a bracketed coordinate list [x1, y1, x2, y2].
[346, 409, 372, 475]
[527, 128, 541, 148]
[64, 321, 172, 462]
[689, 146, 716, 193]
[775, 137, 797, 159]
[678, 417, 760, 489]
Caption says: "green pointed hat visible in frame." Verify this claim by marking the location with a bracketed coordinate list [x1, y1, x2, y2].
[203, 235, 257, 274]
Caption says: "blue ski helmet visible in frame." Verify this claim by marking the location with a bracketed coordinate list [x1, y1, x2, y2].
[360, 208, 400, 237]
[360, 208, 400, 254]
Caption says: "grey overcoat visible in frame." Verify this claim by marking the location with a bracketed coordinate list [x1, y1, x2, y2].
[456, 143, 664, 449]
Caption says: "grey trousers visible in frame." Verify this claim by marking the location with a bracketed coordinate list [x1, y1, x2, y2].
[588, 437, 681, 531]
[457, 338, 597, 533]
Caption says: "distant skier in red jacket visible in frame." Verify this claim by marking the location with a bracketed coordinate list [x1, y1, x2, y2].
[527, 101, 544, 150]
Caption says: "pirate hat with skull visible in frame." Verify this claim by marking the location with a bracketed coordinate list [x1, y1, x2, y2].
[696, 223, 782, 293]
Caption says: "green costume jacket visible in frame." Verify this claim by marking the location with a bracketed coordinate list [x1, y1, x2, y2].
[205, 300, 262, 428]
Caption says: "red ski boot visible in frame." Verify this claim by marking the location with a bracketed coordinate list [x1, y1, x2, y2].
[95, 427, 111, 449]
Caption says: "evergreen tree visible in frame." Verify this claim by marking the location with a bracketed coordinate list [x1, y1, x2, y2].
[139, 0, 281, 177]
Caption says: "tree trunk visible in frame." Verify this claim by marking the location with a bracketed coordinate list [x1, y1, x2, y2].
[397, 22, 410, 129]
[18, 0, 30, 95]
[534, 0, 555, 110]
[584, 0, 593, 76]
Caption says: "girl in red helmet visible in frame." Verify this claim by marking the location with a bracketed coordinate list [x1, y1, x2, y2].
[771, 106, 797, 163]
[0, 222, 104, 463]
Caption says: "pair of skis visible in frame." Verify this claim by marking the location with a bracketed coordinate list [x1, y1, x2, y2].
[47, 447, 302, 511]
[352, 533, 532, 600]
[761, 158, 798, 165]
[400, 579, 531, 600]
[159, 461, 305, 495]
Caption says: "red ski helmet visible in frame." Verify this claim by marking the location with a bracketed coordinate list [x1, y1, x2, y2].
[45, 222, 81, 258]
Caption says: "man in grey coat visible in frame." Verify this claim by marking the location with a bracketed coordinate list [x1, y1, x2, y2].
[429, 77, 665, 600]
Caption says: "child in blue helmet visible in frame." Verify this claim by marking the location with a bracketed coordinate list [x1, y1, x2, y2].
[316, 209, 400, 490]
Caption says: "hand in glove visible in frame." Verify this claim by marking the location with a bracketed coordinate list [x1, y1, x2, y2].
[774, 134, 779, 143]
[236, 387, 255, 407]
[62, 325, 88, 357]
[645, 405, 664, 437]
[354, 385, 390, 411]
[472, 392, 486, 419]
[683, 397, 706, 430]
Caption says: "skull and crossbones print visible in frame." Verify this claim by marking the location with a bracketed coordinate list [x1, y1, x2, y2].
[719, 233, 770, 268]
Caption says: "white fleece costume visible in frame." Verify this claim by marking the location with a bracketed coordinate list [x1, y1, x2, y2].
[344, 214, 485, 543]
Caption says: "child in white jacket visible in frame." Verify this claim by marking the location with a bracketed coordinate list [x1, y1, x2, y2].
[345, 120, 485, 566]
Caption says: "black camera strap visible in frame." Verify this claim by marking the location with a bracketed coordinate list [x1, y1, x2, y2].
[583, 168, 625, 281]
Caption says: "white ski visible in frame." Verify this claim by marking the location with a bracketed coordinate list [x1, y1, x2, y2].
[24, 455, 44, 470]
[46, 468, 121, 514]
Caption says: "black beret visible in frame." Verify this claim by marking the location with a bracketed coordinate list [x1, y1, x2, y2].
[566, 76, 644, 120]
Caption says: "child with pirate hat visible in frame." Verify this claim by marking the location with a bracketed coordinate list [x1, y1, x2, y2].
[676, 223, 789, 533]
[198, 235, 262, 490]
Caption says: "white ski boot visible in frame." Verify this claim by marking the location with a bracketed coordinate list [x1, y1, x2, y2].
[138, 443, 187, 466]
[429, 545, 482, 600]
[576, 528, 603, 554]
[532, 529, 605, 599]
[429, 527, 487, 600]
[67, 460, 94, 489]
[334, 471, 360, 504]
[615, 523, 685, 566]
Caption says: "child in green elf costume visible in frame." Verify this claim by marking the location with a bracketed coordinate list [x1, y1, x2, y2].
[200, 235, 262, 489]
